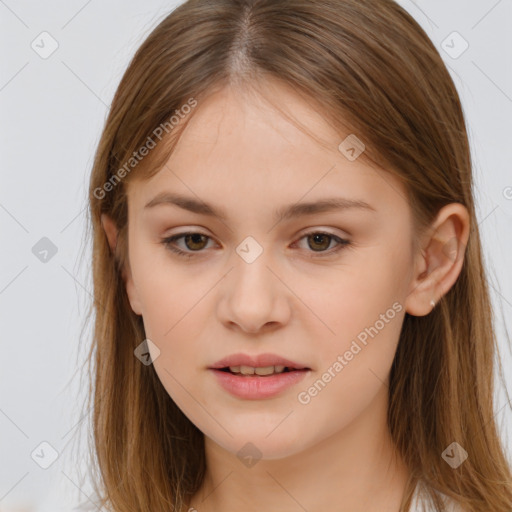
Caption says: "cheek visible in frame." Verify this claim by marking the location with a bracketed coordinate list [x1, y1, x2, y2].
[303, 247, 408, 347]
[129, 249, 212, 412]
[142, 292, 212, 429]
[298, 243, 409, 400]
[292, 283, 405, 443]
[306, 288, 404, 405]
[130, 244, 202, 332]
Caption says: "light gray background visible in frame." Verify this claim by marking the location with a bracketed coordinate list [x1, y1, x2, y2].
[1, 0, 511, 510]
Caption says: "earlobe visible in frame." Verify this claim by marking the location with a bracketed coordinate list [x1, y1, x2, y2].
[100, 213, 143, 316]
[405, 203, 470, 316]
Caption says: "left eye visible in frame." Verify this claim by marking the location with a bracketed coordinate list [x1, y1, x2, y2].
[161, 231, 351, 259]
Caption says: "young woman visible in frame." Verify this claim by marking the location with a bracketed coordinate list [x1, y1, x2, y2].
[80, 0, 512, 510]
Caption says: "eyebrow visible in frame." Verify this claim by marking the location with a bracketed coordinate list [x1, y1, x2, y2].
[144, 192, 376, 222]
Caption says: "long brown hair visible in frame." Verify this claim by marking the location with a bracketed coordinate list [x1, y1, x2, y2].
[81, 0, 512, 510]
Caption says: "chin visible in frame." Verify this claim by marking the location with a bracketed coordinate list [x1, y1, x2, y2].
[207, 427, 312, 462]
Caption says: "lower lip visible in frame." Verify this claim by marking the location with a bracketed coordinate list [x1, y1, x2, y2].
[209, 369, 310, 399]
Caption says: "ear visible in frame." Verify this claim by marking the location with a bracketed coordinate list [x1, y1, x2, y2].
[405, 203, 470, 316]
[100, 213, 143, 316]
[101, 212, 118, 253]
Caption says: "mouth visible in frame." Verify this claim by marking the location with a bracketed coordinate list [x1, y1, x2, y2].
[209, 353, 312, 373]
[208, 353, 312, 398]
[209, 365, 311, 399]
[216, 365, 310, 376]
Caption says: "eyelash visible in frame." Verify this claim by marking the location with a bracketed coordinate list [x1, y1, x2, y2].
[160, 231, 351, 259]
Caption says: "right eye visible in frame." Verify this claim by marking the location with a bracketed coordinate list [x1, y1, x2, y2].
[161, 232, 215, 259]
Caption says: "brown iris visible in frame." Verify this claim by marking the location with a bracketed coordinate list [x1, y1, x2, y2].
[307, 233, 332, 252]
[183, 233, 208, 251]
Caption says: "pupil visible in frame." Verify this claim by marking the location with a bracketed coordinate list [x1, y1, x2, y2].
[309, 233, 330, 251]
[186, 234, 207, 250]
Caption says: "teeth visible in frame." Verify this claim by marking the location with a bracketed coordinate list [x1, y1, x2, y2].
[240, 365, 255, 375]
[254, 366, 276, 376]
[229, 365, 287, 375]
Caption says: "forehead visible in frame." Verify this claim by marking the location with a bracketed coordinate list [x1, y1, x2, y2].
[127, 81, 410, 223]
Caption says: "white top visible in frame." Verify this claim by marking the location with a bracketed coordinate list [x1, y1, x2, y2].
[73, 481, 463, 511]
[410, 483, 463, 512]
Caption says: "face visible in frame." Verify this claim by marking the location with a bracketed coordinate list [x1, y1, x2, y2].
[119, 80, 418, 459]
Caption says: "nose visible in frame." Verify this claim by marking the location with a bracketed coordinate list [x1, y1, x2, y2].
[216, 255, 291, 335]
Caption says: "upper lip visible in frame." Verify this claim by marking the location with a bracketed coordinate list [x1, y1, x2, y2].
[209, 353, 311, 370]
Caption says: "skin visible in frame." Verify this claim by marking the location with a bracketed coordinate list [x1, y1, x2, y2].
[102, 78, 470, 512]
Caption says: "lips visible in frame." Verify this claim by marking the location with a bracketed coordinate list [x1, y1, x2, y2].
[209, 352, 311, 371]
[211, 367, 310, 399]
